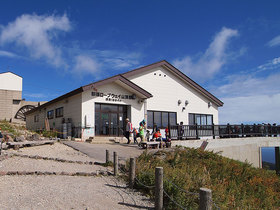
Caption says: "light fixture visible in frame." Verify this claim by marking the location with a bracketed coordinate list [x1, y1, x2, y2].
[178, 100, 182, 105]
[182, 107, 186, 111]
[185, 100, 189, 106]
[208, 102, 212, 108]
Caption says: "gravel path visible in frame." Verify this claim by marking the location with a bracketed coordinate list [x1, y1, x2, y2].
[0, 142, 153, 209]
[7, 142, 95, 162]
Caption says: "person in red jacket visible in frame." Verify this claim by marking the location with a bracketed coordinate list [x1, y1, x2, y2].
[153, 129, 162, 141]
[165, 126, 169, 139]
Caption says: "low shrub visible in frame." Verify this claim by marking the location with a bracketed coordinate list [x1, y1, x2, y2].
[0, 120, 21, 136]
[134, 147, 280, 209]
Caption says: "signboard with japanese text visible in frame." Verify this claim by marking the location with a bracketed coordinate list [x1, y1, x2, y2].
[91, 92, 136, 102]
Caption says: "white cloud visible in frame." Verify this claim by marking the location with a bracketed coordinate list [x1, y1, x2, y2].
[0, 13, 71, 67]
[0, 50, 17, 58]
[173, 27, 238, 82]
[24, 93, 45, 99]
[214, 57, 280, 124]
[70, 49, 141, 76]
[0, 13, 142, 77]
[102, 52, 141, 69]
[267, 35, 280, 47]
[219, 94, 280, 124]
[257, 56, 280, 72]
[215, 72, 280, 97]
[73, 55, 100, 74]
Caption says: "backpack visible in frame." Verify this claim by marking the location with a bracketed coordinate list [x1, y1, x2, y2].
[129, 122, 133, 132]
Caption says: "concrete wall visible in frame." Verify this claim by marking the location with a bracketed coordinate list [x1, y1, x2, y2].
[26, 93, 82, 132]
[0, 89, 22, 121]
[127, 66, 219, 124]
[0, 72, 22, 91]
[173, 137, 280, 167]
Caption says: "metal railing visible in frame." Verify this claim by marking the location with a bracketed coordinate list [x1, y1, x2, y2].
[169, 124, 280, 140]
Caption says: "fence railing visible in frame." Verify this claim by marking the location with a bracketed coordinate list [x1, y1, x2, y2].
[169, 124, 280, 140]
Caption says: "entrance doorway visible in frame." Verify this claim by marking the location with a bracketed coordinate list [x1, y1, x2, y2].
[95, 103, 127, 136]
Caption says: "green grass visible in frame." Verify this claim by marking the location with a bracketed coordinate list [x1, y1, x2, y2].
[0, 120, 24, 137]
[40, 130, 58, 138]
[133, 147, 280, 209]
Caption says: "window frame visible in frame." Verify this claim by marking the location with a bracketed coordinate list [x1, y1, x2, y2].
[47, 110, 54, 119]
[12, 99, 21, 105]
[147, 110, 177, 129]
[189, 113, 213, 125]
[34, 115, 39, 122]
[55, 107, 64, 118]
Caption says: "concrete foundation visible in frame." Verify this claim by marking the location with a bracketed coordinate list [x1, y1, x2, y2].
[173, 137, 280, 168]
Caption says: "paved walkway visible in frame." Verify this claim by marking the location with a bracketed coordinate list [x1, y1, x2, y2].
[63, 141, 145, 163]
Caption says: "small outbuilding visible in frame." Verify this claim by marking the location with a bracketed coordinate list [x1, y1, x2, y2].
[26, 60, 223, 140]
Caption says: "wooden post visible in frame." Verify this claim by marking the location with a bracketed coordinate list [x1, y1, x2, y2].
[212, 124, 215, 139]
[155, 167, 163, 210]
[114, 151, 118, 176]
[241, 123, 244, 137]
[129, 158, 136, 189]
[275, 147, 280, 175]
[195, 123, 199, 139]
[199, 188, 212, 210]
[106, 149, 109, 164]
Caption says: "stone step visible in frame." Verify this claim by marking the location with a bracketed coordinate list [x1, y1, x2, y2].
[85, 136, 126, 144]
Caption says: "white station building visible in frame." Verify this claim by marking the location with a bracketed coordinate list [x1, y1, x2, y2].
[26, 60, 223, 140]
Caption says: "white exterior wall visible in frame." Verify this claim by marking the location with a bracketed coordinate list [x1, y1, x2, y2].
[26, 65, 221, 139]
[26, 93, 82, 131]
[0, 72, 22, 91]
[127, 66, 219, 124]
[82, 82, 144, 139]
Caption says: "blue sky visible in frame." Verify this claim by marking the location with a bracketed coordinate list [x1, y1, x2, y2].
[0, 0, 280, 124]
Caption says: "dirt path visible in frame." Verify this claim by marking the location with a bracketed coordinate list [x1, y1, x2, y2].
[0, 143, 153, 210]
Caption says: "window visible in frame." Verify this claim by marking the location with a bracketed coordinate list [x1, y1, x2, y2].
[147, 111, 177, 128]
[189, 113, 213, 125]
[55, 107, 63, 118]
[47, 110, 54, 119]
[34, 115, 39, 122]
[13, 99, 21, 105]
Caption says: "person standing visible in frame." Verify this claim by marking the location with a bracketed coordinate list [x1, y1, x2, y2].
[125, 118, 133, 144]
[139, 121, 146, 143]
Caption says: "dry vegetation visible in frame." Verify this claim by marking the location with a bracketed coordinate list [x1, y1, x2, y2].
[133, 147, 280, 209]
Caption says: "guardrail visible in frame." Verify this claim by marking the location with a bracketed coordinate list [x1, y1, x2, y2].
[169, 124, 280, 140]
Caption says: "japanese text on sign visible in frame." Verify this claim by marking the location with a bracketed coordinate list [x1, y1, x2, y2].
[91, 92, 136, 102]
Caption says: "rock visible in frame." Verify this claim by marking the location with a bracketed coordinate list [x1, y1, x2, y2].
[14, 135, 25, 142]
[0, 171, 7, 176]
[6, 171, 17, 175]
[17, 171, 27, 175]
[44, 171, 53, 175]
[60, 171, 69, 176]
[31, 134, 40, 140]
[13, 145, 20, 150]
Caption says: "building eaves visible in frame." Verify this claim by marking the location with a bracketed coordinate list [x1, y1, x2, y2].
[25, 87, 83, 115]
[82, 74, 153, 98]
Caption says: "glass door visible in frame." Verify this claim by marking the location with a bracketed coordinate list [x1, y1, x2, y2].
[110, 113, 118, 136]
[95, 103, 127, 136]
[101, 113, 109, 135]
